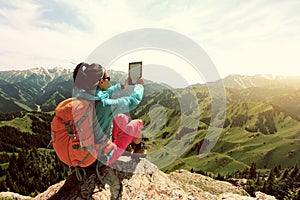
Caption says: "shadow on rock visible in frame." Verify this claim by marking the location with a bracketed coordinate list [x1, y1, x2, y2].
[45, 156, 149, 200]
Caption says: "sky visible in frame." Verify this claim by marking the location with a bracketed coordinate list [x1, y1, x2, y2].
[0, 0, 299, 85]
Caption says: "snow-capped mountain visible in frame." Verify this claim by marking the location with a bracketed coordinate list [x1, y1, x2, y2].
[0, 67, 167, 113]
[221, 74, 300, 90]
[0, 67, 75, 113]
[0, 67, 72, 85]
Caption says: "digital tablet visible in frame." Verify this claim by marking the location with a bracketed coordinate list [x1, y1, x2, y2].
[128, 61, 142, 85]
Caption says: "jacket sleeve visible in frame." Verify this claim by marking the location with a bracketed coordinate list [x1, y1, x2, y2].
[107, 83, 122, 97]
[101, 84, 144, 115]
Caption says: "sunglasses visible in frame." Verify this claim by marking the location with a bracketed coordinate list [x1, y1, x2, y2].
[102, 76, 110, 81]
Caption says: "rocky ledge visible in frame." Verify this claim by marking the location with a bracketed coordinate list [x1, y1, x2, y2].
[1, 156, 276, 199]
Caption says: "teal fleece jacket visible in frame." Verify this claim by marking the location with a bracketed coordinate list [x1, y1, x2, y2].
[75, 83, 144, 143]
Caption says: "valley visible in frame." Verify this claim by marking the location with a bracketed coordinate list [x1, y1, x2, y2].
[0, 67, 299, 198]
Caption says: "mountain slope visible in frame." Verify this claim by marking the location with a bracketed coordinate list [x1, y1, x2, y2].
[0, 67, 169, 113]
[1, 68, 299, 175]
[132, 85, 300, 175]
[0, 69, 299, 199]
[226, 86, 300, 120]
[221, 74, 300, 90]
[0, 68, 72, 113]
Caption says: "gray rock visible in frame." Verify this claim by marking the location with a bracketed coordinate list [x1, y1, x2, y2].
[0, 191, 31, 200]
[2, 156, 276, 200]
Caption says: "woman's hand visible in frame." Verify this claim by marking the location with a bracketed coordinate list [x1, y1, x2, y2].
[136, 77, 144, 86]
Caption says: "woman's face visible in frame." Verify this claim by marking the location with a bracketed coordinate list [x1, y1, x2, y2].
[98, 70, 110, 91]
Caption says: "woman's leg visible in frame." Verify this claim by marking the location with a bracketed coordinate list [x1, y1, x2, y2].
[107, 114, 143, 164]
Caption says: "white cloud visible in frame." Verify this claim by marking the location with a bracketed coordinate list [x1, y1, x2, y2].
[0, 0, 299, 77]
[0, 0, 39, 29]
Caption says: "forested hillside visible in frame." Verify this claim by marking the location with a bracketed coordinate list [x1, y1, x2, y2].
[0, 112, 70, 196]
[0, 69, 299, 198]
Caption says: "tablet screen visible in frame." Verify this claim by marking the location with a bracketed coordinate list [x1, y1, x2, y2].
[129, 62, 142, 84]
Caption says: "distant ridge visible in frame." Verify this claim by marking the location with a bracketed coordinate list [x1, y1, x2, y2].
[0, 67, 169, 112]
[221, 74, 300, 90]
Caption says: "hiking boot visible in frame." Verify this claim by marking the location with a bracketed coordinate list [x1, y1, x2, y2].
[122, 144, 133, 156]
[132, 142, 147, 157]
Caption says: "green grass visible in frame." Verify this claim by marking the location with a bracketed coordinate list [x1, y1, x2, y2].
[0, 114, 33, 134]
[159, 114, 300, 175]
[259, 143, 300, 168]
[0, 163, 9, 169]
[163, 153, 249, 176]
[147, 96, 300, 175]
[14, 101, 33, 112]
[0, 152, 15, 156]
[247, 102, 273, 114]
[0, 175, 5, 182]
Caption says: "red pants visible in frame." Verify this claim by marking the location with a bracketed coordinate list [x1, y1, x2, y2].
[107, 114, 143, 164]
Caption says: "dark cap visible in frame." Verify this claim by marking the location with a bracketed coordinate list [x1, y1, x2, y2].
[73, 62, 104, 91]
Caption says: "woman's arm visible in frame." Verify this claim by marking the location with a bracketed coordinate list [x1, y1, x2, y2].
[107, 78, 129, 96]
[101, 84, 144, 115]
[107, 83, 122, 97]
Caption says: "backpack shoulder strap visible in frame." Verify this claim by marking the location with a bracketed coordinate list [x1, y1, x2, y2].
[76, 100, 93, 131]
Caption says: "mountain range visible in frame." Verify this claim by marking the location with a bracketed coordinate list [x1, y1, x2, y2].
[0, 68, 299, 114]
[0, 67, 300, 198]
[0, 68, 72, 112]
[0, 68, 300, 173]
[0, 67, 169, 112]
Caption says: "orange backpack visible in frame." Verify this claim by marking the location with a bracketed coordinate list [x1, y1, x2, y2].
[51, 98, 99, 167]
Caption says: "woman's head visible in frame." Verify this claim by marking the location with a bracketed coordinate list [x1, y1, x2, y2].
[73, 62, 105, 91]
[97, 70, 111, 91]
